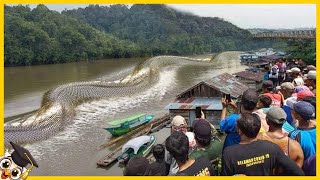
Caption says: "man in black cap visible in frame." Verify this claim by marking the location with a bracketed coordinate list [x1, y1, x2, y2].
[257, 107, 304, 169]
[262, 80, 283, 108]
[290, 101, 316, 161]
[1, 142, 38, 180]
[189, 120, 222, 161]
[123, 156, 150, 176]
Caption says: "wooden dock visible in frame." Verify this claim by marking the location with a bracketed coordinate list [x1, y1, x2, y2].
[97, 114, 170, 167]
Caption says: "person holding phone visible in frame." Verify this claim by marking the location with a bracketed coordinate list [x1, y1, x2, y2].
[220, 89, 259, 149]
[192, 106, 205, 128]
[226, 94, 231, 103]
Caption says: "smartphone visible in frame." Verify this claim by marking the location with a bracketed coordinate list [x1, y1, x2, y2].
[226, 94, 231, 102]
[195, 107, 202, 119]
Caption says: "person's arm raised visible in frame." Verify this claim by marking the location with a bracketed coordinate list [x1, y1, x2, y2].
[221, 97, 228, 120]
[228, 99, 238, 113]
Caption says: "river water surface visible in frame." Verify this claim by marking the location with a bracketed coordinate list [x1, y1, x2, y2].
[4, 52, 247, 175]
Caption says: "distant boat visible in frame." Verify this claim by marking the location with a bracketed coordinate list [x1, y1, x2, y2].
[117, 135, 156, 164]
[240, 54, 258, 62]
[104, 113, 154, 136]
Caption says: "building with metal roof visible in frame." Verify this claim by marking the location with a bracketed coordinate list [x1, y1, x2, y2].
[233, 71, 264, 89]
[166, 73, 249, 128]
[177, 73, 249, 99]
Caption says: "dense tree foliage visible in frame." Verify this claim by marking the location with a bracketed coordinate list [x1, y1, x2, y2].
[5, 5, 142, 66]
[285, 40, 316, 65]
[63, 4, 255, 55]
[6, 4, 310, 66]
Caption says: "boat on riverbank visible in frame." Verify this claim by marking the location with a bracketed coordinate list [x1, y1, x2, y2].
[117, 135, 156, 164]
[104, 113, 154, 136]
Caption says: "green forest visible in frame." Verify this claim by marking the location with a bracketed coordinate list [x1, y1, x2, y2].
[4, 4, 315, 66]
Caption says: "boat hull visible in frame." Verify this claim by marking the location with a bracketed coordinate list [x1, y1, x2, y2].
[104, 115, 154, 136]
[117, 135, 156, 164]
[104, 127, 131, 136]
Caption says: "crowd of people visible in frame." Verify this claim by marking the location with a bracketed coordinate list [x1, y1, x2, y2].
[123, 58, 316, 176]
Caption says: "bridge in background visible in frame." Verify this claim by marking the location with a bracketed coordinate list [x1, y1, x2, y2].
[252, 30, 315, 39]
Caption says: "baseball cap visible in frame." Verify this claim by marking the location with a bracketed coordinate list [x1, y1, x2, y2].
[293, 101, 315, 121]
[285, 96, 297, 110]
[291, 67, 301, 73]
[171, 115, 187, 127]
[307, 71, 316, 80]
[123, 157, 150, 176]
[286, 70, 292, 73]
[297, 90, 314, 100]
[307, 65, 316, 71]
[281, 82, 294, 90]
[266, 107, 287, 125]
[193, 120, 211, 140]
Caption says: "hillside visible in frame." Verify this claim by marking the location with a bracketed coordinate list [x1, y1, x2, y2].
[63, 4, 254, 55]
[5, 4, 290, 66]
[4, 5, 141, 66]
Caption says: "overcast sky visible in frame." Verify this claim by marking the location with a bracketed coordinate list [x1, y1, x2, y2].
[22, 4, 316, 29]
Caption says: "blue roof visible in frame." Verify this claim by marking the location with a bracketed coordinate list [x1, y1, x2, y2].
[165, 97, 222, 110]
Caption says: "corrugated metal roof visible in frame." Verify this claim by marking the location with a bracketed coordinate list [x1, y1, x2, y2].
[165, 97, 222, 110]
[202, 73, 249, 98]
[248, 61, 270, 66]
[233, 71, 264, 82]
[176, 73, 249, 99]
[260, 54, 282, 62]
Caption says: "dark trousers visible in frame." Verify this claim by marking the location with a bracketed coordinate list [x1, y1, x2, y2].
[269, 78, 278, 89]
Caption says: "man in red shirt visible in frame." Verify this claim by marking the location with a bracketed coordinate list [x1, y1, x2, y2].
[262, 80, 283, 108]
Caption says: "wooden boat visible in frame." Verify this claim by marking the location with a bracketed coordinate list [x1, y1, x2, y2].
[104, 113, 154, 136]
[117, 135, 156, 164]
[97, 115, 170, 167]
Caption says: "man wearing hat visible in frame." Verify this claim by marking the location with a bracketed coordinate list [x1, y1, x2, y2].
[166, 115, 189, 175]
[304, 70, 316, 95]
[257, 107, 304, 169]
[170, 115, 187, 134]
[290, 101, 316, 160]
[262, 80, 283, 108]
[280, 82, 295, 100]
[306, 65, 316, 71]
[189, 120, 223, 162]
[290, 67, 302, 78]
[123, 156, 150, 176]
[296, 90, 314, 101]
